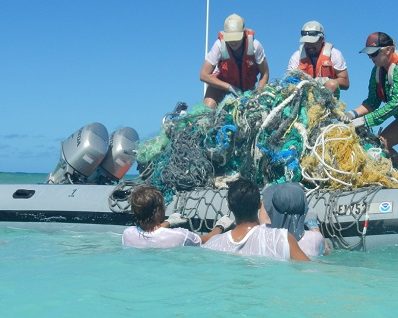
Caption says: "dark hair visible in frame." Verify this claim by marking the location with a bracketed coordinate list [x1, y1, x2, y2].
[227, 178, 260, 222]
[129, 185, 165, 229]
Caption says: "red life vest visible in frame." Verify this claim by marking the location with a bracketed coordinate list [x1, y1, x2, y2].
[375, 53, 398, 102]
[217, 29, 259, 91]
[298, 42, 336, 78]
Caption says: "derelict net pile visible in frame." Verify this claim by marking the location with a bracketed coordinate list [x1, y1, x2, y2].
[136, 70, 398, 204]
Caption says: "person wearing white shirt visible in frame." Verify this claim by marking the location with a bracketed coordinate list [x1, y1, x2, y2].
[200, 14, 269, 108]
[122, 185, 233, 249]
[203, 179, 309, 261]
[287, 20, 349, 97]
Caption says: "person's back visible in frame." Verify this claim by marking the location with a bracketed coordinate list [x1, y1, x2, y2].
[262, 182, 326, 258]
[122, 226, 201, 249]
[203, 224, 290, 260]
[203, 178, 309, 261]
[122, 185, 232, 249]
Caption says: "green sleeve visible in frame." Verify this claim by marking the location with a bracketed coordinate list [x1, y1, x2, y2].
[365, 66, 398, 127]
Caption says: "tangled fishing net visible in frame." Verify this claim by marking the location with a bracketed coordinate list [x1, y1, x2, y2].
[135, 70, 398, 203]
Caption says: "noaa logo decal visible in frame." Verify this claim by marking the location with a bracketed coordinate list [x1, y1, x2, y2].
[379, 202, 392, 213]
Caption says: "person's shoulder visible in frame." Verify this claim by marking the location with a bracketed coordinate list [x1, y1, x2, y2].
[203, 231, 228, 246]
[303, 230, 324, 240]
[290, 50, 300, 58]
[123, 226, 137, 234]
[330, 46, 345, 57]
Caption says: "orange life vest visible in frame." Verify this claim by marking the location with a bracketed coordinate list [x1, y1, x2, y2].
[298, 42, 336, 78]
[375, 53, 398, 102]
[217, 29, 259, 91]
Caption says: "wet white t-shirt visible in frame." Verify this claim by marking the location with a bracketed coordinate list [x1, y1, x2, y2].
[202, 225, 290, 260]
[122, 226, 201, 249]
[298, 230, 325, 258]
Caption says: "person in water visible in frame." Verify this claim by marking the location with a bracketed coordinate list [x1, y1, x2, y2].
[261, 182, 326, 258]
[343, 32, 398, 167]
[200, 13, 269, 108]
[122, 185, 233, 248]
[203, 178, 309, 261]
[287, 20, 349, 96]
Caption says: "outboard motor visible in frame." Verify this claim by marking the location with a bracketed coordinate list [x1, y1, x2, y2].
[48, 123, 109, 184]
[87, 127, 140, 184]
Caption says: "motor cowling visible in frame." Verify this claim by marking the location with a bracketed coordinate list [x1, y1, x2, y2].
[88, 127, 140, 184]
[48, 123, 109, 184]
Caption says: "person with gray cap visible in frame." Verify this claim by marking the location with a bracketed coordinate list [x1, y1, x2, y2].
[261, 182, 326, 258]
[200, 13, 269, 108]
[343, 32, 398, 168]
[287, 20, 349, 97]
[203, 178, 309, 261]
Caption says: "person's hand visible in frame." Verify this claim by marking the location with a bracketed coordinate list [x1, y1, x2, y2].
[340, 110, 357, 123]
[228, 85, 240, 97]
[165, 213, 188, 227]
[214, 215, 234, 232]
[351, 116, 366, 127]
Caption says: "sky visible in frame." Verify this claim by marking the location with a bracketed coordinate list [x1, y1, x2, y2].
[1, 0, 398, 173]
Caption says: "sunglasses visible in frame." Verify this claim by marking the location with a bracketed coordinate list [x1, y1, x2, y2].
[368, 49, 381, 58]
[301, 30, 323, 36]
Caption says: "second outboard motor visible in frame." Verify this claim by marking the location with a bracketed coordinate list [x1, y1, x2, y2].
[48, 123, 109, 184]
[88, 127, 140, 184]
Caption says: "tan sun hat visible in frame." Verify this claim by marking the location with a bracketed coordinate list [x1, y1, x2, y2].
[222, 14, 245, 42]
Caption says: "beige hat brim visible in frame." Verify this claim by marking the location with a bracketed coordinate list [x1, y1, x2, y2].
[223, 31, 244, 42]
[300, 35, 321, 43]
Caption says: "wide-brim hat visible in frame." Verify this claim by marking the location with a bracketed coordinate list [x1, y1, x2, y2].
[262, 183, 308, 240]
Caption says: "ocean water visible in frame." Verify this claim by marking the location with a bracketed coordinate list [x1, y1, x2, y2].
[1, 173, 398, 317]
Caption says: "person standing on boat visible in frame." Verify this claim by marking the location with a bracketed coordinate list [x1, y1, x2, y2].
[200, 13, 270, 108]
[287, 20, 349, 97]
[203, 178, 310, 261]
[122, 185, 233, 248]
[343, 32, 398, 167]
[261, 183, 326, 258]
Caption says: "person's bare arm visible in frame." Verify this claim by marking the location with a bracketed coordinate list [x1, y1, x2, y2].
[200, 226, 223, 244]
[288, 233, 310, 261]
[257, 59, 269, 89]
[200, 61, 230, 91]
[353, 104, 373, 116]
[334, 69, 350, 90]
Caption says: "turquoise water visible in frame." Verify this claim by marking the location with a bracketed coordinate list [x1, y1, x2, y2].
[1, 173, 398, 317]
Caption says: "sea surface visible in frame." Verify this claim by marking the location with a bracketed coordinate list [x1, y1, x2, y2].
[1, 172, 398, 317]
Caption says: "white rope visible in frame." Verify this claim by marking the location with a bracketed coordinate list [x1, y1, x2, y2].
[260, 80, 312, 130]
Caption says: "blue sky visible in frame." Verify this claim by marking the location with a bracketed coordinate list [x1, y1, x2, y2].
[1, 0, 397, 173]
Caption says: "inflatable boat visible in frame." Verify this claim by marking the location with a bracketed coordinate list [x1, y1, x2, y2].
[1, 103, 398, 251]
[1, 180, 398, 250]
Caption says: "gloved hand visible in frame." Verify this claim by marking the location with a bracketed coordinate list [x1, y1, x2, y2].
[165, 213, 188, 227]
[214, 215, 234, 232]
[351, 116, 366, 128]
[340, 110, 357, 123]
[228, 85, 240, 97]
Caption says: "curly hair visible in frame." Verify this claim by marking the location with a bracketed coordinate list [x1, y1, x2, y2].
[129, 185, 165, 229]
